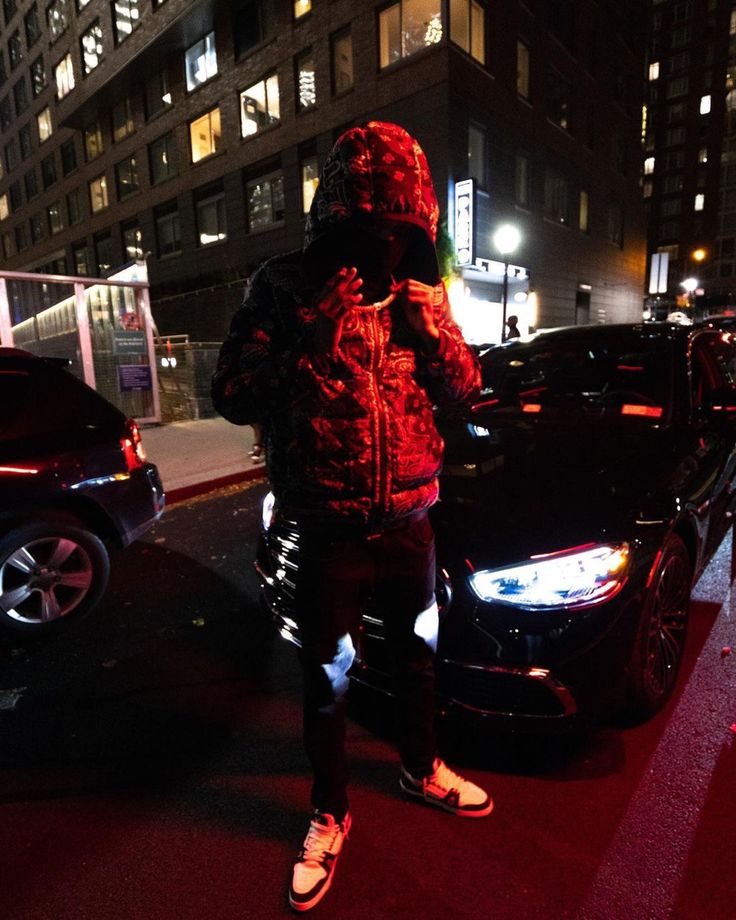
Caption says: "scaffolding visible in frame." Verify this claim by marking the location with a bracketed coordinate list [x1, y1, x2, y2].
[0, 264, 160, 425]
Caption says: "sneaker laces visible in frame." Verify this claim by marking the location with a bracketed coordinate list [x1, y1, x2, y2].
[431, 759, 466, 793]
[299, 815, 341, 865]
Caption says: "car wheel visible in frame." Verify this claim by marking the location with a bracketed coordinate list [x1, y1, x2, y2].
[626, 533, 691, 719]
[0, 518, 110, 636]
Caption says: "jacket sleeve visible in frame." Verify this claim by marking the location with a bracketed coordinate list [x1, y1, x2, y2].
[211, 263, 287, 426]
[418, 283, 481, 406]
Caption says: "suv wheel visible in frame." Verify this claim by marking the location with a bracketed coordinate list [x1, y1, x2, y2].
[626, 533, 691, 719]
[0, 519, 110, 635]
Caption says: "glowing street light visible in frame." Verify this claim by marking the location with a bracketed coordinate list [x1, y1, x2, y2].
[493, 224, 522, 342]
[681, 277, 698, 294]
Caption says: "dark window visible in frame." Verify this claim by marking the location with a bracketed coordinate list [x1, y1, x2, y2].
[155, 201, 181, 256]
[41, 153, 57, 188]
[73, 240, 90, 274]
[115, 154, 139, 198]
[3, 0, 17, 24]
[607, 203, 623, 247]
[30, 211, 45, 243]
[84, 121, 103, 160]
[234, 0, 263, 58]
[331, 27, 353, 93]
[47, 0, 70, 42]
[516, 154, 530, 208]
[194, 182, 226, 245]
[60, 137, 77, 175]
[30, 55, 46, 96]
[149, 131, 177, 183]
[112, 97, 134, 142]
[544, 168, 569, 225]
[13, 76, 27, 114]
[67, 186, 84, 224]
[24, 4, 41, 47]
[546, 66, 571, 132]
[15, 222, 28, 250]
[9, 180, 22, 210]
[0, 96, 10, 131]
[4, 138, 17, 172]
[8, 31, 22, 70]
[546, 0, 573, 51]
[144, 69, 171, 119]
[24, 168, 38, 199]
[0, 50, 6, 87]
[95, 231, 113, 274]
[246, 171, 285, 230]
[18, 123, 32, 158]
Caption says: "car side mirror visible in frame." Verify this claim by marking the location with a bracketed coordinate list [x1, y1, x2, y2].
[704, 385, 736, 415]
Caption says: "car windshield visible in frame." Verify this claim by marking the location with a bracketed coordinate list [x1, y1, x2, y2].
[477, 330, 674, 421]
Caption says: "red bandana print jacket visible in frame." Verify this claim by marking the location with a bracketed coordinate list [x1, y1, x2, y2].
[212, 123, 480, 526]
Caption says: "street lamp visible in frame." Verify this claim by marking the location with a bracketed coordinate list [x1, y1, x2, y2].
[680, 277, 699, 316]
[493, 224, 522, 341]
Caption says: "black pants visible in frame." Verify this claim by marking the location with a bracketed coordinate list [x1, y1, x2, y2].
[294, 511, 439, 819]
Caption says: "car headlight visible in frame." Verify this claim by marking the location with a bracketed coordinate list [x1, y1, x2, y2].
[468, 543, 630, 609]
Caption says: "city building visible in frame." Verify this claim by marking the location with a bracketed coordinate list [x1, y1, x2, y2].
[644, 0, 736, 317]
[0, 0, 647, 346]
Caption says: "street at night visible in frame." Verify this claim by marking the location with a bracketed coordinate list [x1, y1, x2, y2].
[1, 480, 734, 920]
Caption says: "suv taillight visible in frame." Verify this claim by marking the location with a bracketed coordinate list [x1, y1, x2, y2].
[121, 419, 147, 471]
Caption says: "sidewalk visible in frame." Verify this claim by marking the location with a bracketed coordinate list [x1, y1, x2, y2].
[140, 417, 266, 504]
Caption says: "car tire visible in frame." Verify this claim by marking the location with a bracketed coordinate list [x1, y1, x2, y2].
[626, 533, 691, 720]
[0, 518, 110, 636]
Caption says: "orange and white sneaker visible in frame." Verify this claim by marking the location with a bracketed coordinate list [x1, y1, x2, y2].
[400, 758, 493, 818]
[289, 811, 352, 912]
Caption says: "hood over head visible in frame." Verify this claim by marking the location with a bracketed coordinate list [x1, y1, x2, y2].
[303, 121, 441, 287]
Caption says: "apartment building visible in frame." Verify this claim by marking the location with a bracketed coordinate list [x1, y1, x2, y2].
[644, 0, 736, 314]
[0, 0, 646, 342]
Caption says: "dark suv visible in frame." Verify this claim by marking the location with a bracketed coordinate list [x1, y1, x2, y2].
[0, 347, 164, 636]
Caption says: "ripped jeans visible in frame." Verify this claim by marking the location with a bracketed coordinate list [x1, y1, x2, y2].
[294, 511, 439, 819]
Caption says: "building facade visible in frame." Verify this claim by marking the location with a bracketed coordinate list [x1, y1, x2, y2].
[644, 0, 736, 315]
[0, 0, 646, 343]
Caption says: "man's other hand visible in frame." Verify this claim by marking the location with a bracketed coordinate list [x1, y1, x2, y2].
[395, 279, 441, 354]
[314, 267, 363, 356]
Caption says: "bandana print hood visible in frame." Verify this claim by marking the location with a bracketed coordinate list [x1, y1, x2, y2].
[303, 121, 441, 285]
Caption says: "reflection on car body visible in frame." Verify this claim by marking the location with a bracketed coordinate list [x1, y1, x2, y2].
[0, 347, 164, 636]
[257, 324, 736, 725]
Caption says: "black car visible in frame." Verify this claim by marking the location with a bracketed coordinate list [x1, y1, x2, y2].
[256, 323, 736, 725]
[0, 347, 165, 636]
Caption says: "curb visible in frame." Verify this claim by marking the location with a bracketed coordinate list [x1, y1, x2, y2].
[165, 466, 267, 505]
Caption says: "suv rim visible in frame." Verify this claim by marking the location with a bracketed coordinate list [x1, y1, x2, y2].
[0, 537, 94, 624]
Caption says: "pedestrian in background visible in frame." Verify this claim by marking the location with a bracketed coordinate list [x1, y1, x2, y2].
[212, 121, 491, 913]
[505, 314, 521, 339]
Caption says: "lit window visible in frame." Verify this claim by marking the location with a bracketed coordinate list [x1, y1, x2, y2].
[240, 74, 280, 137]
[694, 193, 705, 211]
[700, 94, 711, 114]
[579, 190, 589, 233]
[450, 0, 485, 64]
[84, 122, 103, 160]
[247, 171, 285, 230]
[294, 0, 311, 18]
[698, 148, 708, 163]
[122, 221, 143, 261]
[81, 21, 104, 74]
[644, 157, 655, 174]
[296, 49, 316, 110]
[189, 107, 221, 162]
[648, 62, 660, 80]
[332, 28, 353, 93]
[302, 157, 319, 213]
[37, 106, 52, 142]
[55, 53, 75, 98]
[113, 0, 141, 42]
[89, 174, 108, 212]
[379, 1, 443, 70]
[196, 187, 227, 245]
[185, 32, 218, 91]
[0, 194, 8, 220]
[517, 40, 530, 99]
[30, 55, 47, 96]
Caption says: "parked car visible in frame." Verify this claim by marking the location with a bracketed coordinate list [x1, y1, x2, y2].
[256, 324, 736, 725]
[0, 347, 165, 636]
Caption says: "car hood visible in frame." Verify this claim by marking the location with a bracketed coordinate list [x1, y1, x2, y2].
[434, 415, 673, 567]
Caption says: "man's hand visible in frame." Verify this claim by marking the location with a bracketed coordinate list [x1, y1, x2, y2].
[314, 266, 363, 356]
[395, 279, 441, 354]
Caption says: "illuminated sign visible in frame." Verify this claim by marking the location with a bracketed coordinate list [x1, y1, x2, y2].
[454, 179, 474, 266]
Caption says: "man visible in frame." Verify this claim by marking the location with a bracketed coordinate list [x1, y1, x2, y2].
[505, 314, 521, 339]
[212, 122, 491, 913]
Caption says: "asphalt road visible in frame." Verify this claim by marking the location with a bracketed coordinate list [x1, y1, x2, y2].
[1, 481, 734, 920]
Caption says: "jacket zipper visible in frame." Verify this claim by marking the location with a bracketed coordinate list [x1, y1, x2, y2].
[369, 309, 389, 516]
